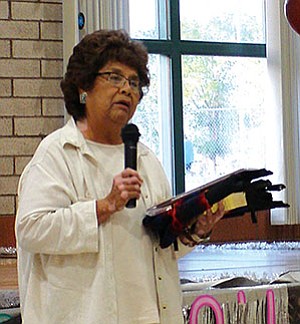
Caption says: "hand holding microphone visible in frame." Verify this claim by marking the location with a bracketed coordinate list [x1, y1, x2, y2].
[96, 168, 143, 223]
[95, 124, 141, 224]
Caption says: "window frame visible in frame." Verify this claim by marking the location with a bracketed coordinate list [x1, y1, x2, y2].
[138, 0, 266, 194]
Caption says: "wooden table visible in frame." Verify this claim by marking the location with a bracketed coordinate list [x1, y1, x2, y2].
[0, 258, 18, 290]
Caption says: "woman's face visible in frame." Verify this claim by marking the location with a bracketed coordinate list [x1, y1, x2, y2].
[83, 61, 141, 132]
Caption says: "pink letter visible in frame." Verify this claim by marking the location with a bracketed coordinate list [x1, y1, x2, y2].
[189, 294, 224, 324]
[266, 289, 276, 324]
[237, 290, 247, 304]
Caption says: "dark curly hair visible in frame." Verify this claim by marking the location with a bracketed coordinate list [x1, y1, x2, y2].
[60, 29, 150, 121]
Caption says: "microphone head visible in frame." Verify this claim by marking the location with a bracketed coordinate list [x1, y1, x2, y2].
[121, 123, 141, 144]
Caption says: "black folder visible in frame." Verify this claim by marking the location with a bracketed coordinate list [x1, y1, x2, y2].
[143, 168, 289, 248]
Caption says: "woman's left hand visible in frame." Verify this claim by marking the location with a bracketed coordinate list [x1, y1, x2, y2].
[193, 201, 225, 237]
[179, 201, 225, 247]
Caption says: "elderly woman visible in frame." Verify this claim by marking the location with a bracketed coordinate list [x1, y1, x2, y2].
[15, 29, 224, 324]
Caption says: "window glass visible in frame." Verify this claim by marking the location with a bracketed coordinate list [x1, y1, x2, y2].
[182, 55, 268, 190]
[131, 54, 173, 182]
[180, 0, 266, 43]
[129, 0, 167, 39]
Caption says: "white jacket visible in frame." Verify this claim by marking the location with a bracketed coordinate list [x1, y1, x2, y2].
[15, 118, 190, 324]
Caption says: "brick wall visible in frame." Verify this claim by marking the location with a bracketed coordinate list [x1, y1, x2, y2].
[0, 0, 64, 247]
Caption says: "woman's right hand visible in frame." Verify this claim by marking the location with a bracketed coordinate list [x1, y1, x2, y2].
[96, 168, 143, 224]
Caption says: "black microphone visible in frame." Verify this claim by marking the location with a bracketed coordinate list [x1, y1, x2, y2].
[121, 123, 141, 208]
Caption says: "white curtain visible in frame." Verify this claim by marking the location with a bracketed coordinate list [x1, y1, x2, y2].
[62, 0, 129, 65]
[78, 0, 129, 37]
[266, 0, 300, 224]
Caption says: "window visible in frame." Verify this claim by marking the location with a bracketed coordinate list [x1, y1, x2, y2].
[129, 0, 269, 191]
[128, 0, 298, 224]
[65, 0, 300, 224]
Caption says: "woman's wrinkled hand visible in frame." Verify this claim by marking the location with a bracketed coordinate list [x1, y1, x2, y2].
[96, 168, 143, 224]
[179, 201, 225, 247]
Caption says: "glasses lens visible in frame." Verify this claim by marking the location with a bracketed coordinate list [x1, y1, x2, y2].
[129, 80, 140, 92]
[108, 73, 124, 86]
[105, 73, 140, 93]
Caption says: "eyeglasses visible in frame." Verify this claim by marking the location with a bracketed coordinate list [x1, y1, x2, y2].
[96, 72, 141, 94]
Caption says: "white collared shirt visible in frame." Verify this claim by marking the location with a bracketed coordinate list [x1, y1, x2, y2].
[16, 118, 188, 324]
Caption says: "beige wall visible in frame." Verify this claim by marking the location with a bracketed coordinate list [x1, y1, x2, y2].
[0, 0, 64, 246]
